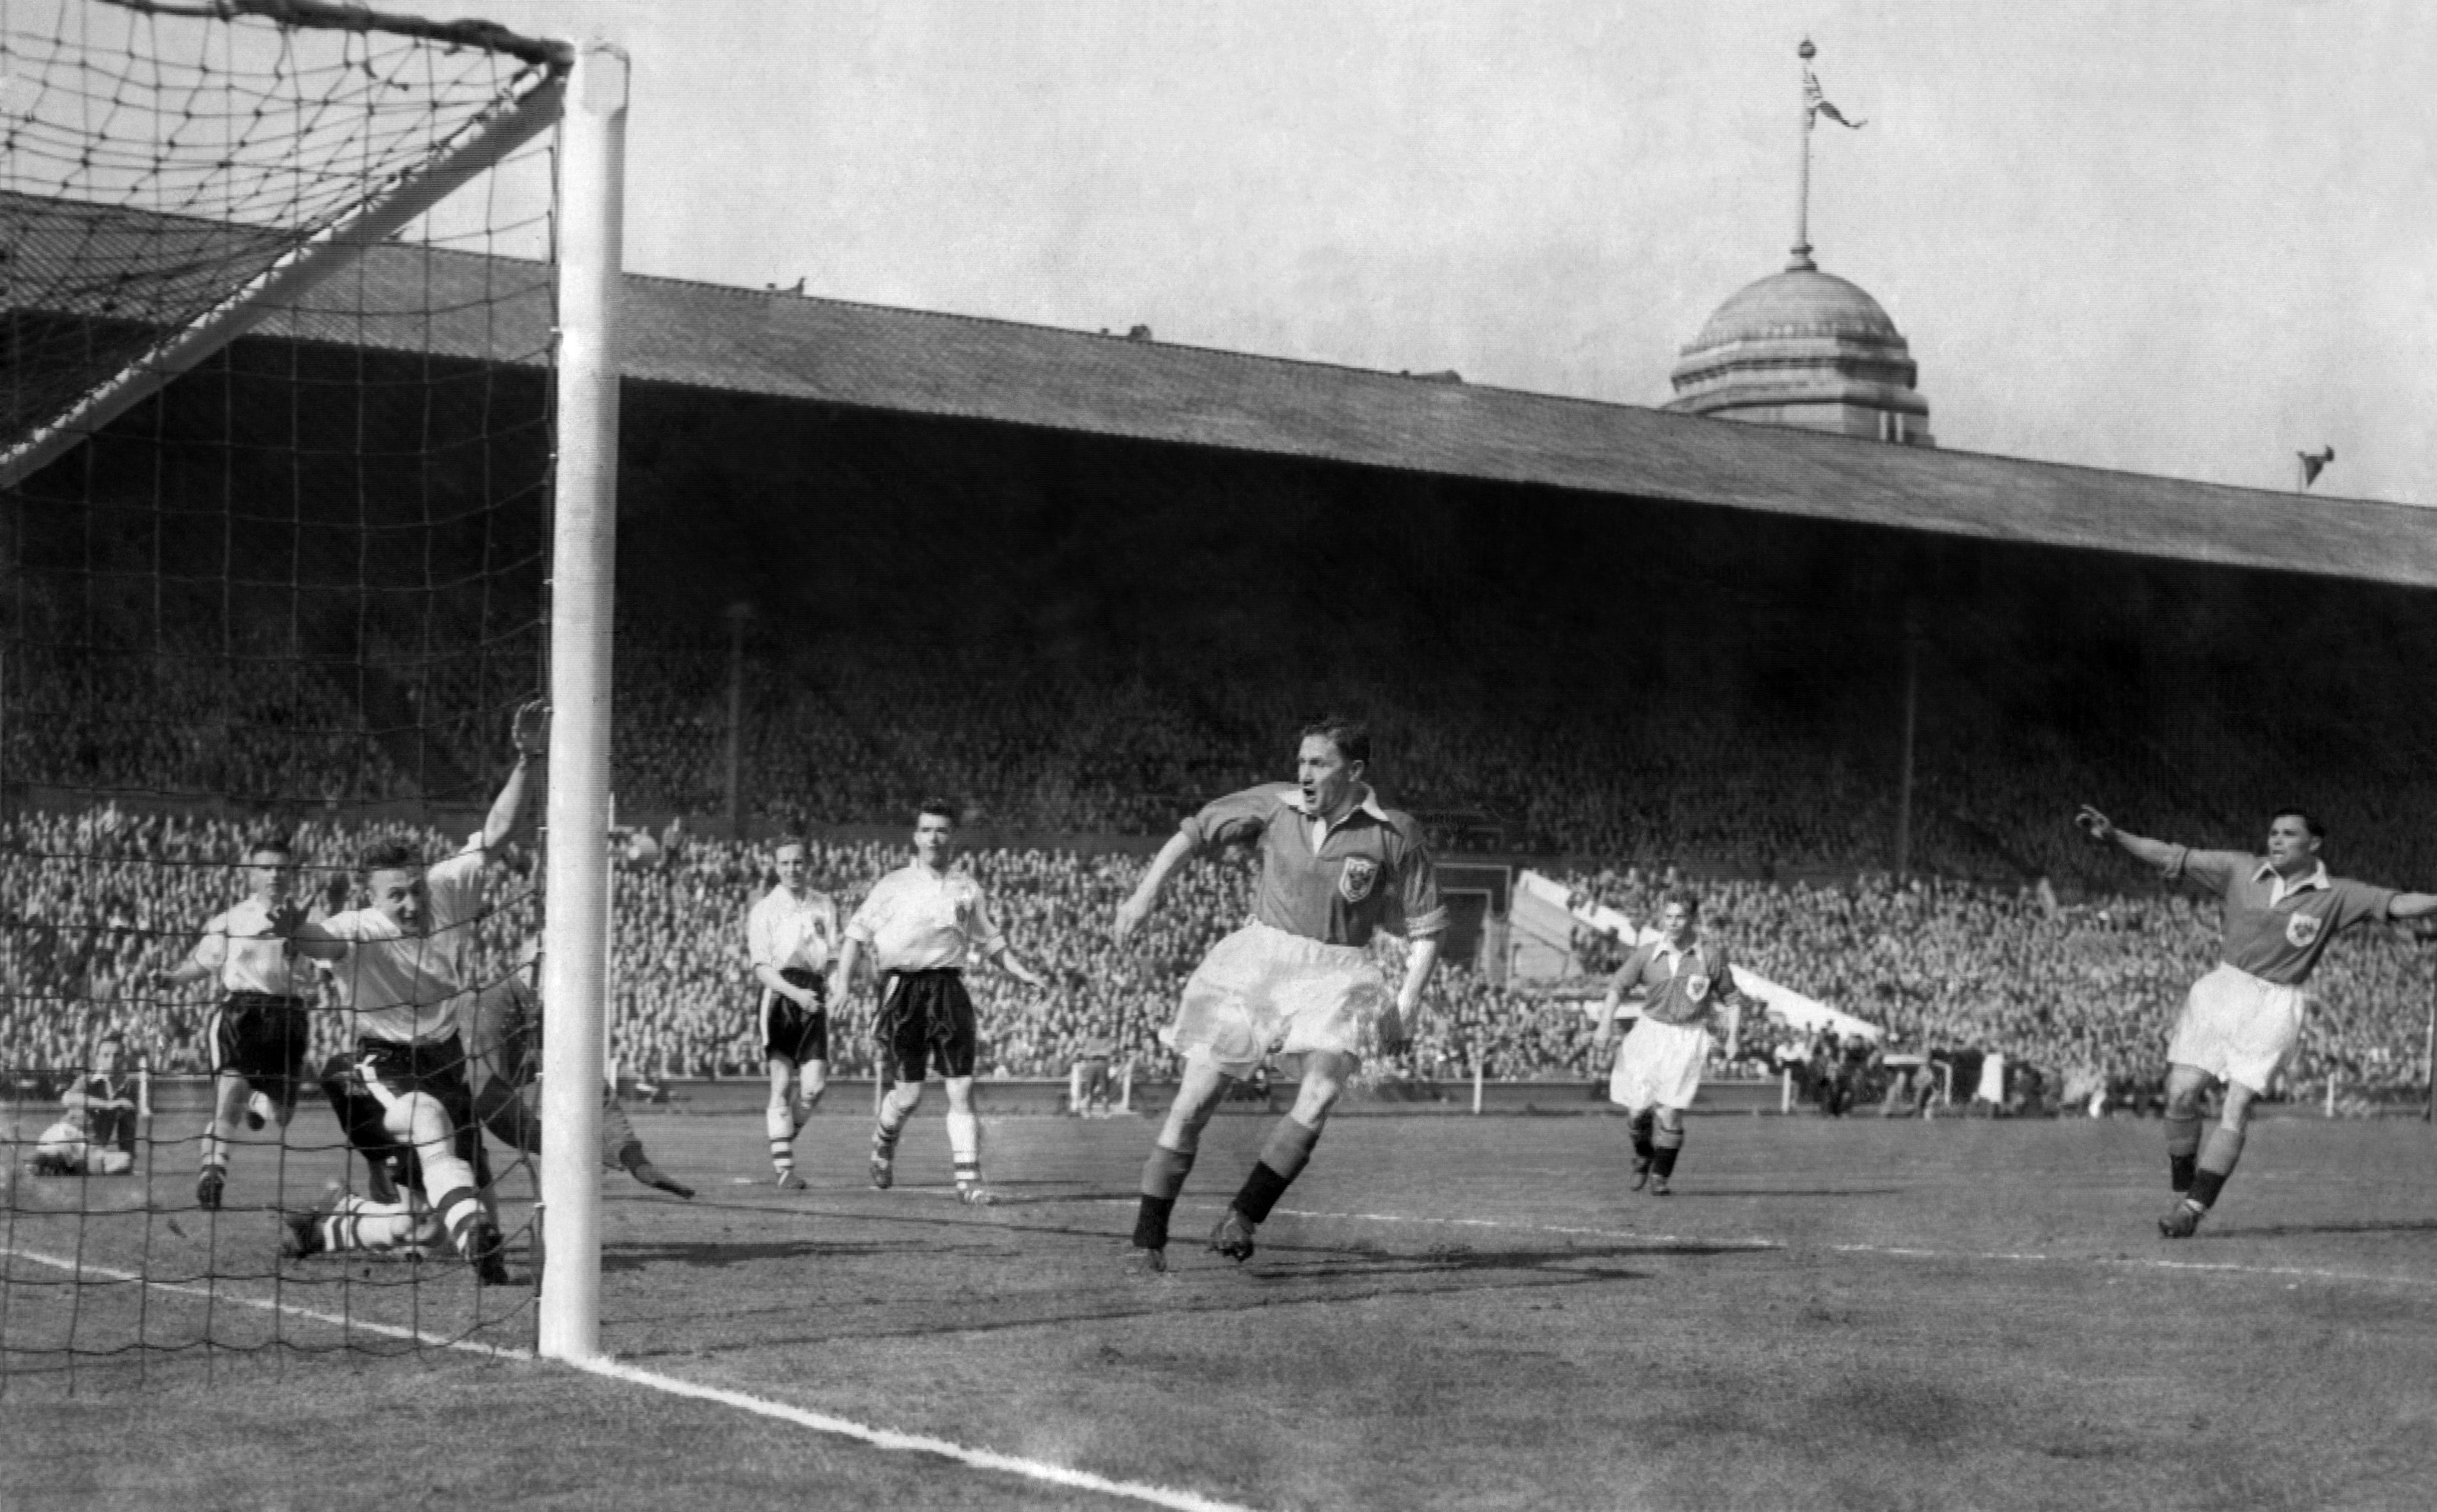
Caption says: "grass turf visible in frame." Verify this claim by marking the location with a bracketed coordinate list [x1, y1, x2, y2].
[8, 1106, 2437, 1510]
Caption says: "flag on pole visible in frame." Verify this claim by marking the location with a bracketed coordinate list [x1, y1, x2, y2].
[1805, 68, 1866, 129]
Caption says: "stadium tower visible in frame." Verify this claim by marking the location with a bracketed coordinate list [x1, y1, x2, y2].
[1665, 40, 1932, 447]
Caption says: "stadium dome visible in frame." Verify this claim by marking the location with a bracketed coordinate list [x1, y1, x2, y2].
[1665, 261, 1933, 446]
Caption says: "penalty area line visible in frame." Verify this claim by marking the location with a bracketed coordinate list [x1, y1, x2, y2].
[1, 1243, 531, 1359]
[567, 1355, 1271, 1512]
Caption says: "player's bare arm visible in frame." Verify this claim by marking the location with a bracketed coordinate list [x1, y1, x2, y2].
[2076, 805, 2179, 870]
[1377, 935, 1440, 1057]
[479, 698, 551, 851]
[2387, 892, 2437, 921]
[986, 942, 1049, 990]
[753, 962, 820, 1007]
[829, 935, 863, 1004]
[1114, 830, 1197, 943]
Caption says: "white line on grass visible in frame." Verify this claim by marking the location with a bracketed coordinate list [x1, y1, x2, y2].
[8, 1242, 1269, 1511]
[1, 1243, 532, 1358]
[566, 1355, 1272, 1512]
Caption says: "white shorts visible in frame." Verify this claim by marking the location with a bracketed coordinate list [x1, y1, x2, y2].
[2166, 962, 2307, 1094]
[33, 1121, 133, 1175]
[1610, 1018, 1713, 1112]
[1162, 921, 1390, 1079]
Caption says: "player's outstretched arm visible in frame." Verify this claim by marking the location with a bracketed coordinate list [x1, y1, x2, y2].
[1114, 831, 1197, 943]
[2076, 805, 2178, 870]
[992, 945, 1049, 990]
[479, 699, 550, 851]
[2388, 892, 2437, 921]
[1376, 936, 1441, 1058]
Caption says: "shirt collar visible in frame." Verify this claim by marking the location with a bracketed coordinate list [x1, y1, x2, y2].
[2253, 859, 2330, 895]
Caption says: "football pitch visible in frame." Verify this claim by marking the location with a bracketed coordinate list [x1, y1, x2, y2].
[9, 1106, 2437, 1511]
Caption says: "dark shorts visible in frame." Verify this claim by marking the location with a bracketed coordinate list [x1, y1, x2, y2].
[210, 993, 312, 1098]
[349, 1036, 480, 1162]
[875, 969, 977, 1083]
[320, 1050, 491, 1195]
[762, 968, 830, 1064]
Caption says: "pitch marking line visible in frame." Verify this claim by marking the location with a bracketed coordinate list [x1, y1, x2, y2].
[569, 1356, 1272, 1512]
[1165, 1202, 2437, 1291]
[1, 1243, 531, 1358]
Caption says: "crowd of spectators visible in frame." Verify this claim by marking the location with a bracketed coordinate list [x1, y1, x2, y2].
[7, 806, 2432, 1112]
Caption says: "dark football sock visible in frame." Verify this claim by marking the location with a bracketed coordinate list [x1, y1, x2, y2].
[2164, 1114, 2202, 1194]
[1231, 1116, 1321, 1224]
[1133, 1144, 1194, 1249]
[2188, 1125, 2245, 1210]
[1652, 1123, 1686, 1179]
[1629, 1109, 1656, 1164]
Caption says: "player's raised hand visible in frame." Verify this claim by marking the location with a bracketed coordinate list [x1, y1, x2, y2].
[2075, 805, 2114, 844]
[511, 698, 550, 758]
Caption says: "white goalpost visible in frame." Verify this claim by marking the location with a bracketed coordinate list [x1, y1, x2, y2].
[536, 37, 626, 1366]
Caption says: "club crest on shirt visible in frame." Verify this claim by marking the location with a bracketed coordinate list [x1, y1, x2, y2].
[2285, 911, 2323, 949]
[1684, 974, 1709, 1001]
[1339, 856, 1379, 904]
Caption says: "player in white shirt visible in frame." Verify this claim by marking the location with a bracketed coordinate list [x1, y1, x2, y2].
[276, 700, 546, 1284]
[832, 800, 1047, 1204]
[155, 833, 322, 1210]
[746, 840, 840, 1188]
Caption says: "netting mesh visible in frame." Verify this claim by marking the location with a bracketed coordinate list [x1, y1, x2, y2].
[3, 0, 566, 1390]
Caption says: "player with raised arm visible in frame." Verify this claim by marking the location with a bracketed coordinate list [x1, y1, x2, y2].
[1115, 717, 1445, 1274]
[155, 834, 320, 1210]
[271, 701, 546, 1283]
[1595, 891, 1743, 1197]
[2078, 804, 2437, 1237]
[833, 800, 1047, 1205]
[747, 840, 840, 1188]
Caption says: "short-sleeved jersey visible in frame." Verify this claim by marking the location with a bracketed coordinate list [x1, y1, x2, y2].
[315, 838, 488, 1044]
[1178, 783, 1445, 948]
[1611, 938, 1740, 1028]
[845, 864, 1005, 973]
[747, 885, 839, 974]
[189, 897, 320, 997]
[2165, 848, 2395, 986]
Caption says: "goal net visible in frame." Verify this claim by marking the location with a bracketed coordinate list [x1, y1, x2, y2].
[1, 0, 595, 1390]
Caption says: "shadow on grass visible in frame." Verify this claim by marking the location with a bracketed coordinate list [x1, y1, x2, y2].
[1662, 1187, 1904, 1199]
[602, 1236, 935, 1274]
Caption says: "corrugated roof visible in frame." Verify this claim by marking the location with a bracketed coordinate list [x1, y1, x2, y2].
[20, 212, 2435, 588]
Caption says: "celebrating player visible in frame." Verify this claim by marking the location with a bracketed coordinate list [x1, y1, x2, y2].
[746, 839, 840, 1188]
[832, 799, 1047, 1204]
[155, 833, 320, 1210]
[273, 700, 547, 1283]
[1594, 891, 1743, 1196]
[2078, 804, 2437, 1237]
[1114, 717, 1445, 1273]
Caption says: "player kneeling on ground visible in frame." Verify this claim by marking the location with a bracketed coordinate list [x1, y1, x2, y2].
[1114, 717, 1444, 1273]
[273, 700, 546, 1284]
[1595, 891, 1743, 1197]
[28, 1032, 141, 1177]
[2079, 804, 2437, 1238]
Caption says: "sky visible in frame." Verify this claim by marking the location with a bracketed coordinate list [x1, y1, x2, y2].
[436, 1, 2433, 504]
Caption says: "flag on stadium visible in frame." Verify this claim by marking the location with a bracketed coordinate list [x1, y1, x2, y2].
[1805, 68, 1865, 129]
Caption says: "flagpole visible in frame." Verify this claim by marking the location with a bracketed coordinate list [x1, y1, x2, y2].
[1791, 37, 1816, 271]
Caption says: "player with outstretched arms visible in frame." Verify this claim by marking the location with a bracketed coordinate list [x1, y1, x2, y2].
[1595, 891, 1743, 1196]
[155, 833, 321, 1210]
[747, 839, 840, 1188]
[1115, 717, 1445, 1273]
[272, 701, 547, 1283]
[2078, 803, 2437, 1237]
[833, 800, 1047, 1204]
